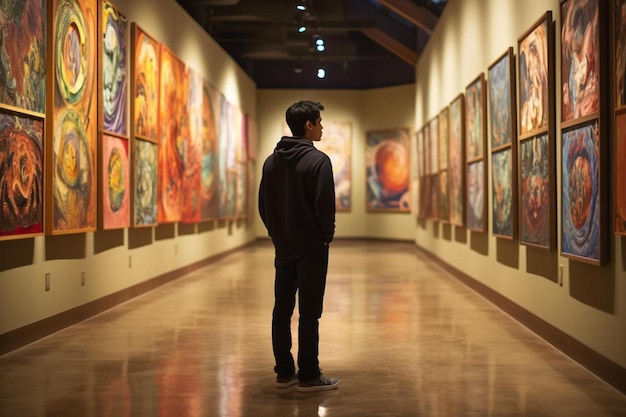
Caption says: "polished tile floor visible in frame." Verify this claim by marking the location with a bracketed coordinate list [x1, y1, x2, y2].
[1, 240, 625, 417]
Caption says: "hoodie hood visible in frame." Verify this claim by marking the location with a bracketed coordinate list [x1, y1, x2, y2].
[274, 136, 316, 168]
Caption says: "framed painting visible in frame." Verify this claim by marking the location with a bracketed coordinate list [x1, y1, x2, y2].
[416, 128, 426, 219]
[466, 160, 485, 232]
[0, 109, 44, 239]
[46, 0, 97, 235]
[428, 117, 439, 219]
[491, 148, 514, 238]
[449, 94, 465, 227]
[131, 23, 159, 142]
[365, 127, 411, 212]
[488, 48, 517, 238]
[465, 74, 486, 232]
[218, 96, 237, 219]
[616, 0, 626, 109]
[100, 0, 127, 136]
[421, 124, 431, 219]
[438, 108, 449, 222]
[235, 108, 247, 219]
[200, 81, 220, 221]
[0, 0, 46, 115]
[560, 0, 601, 126]
[132, 138, 157, 227]
[561, 120, 606, 264]
[316, 121, 352, 211]
[101, 133, 130, 229]
[519, 134, 553, 249]
[616, 110, 626, 234]
[518, 11, 553, 138]
[157, 44, 187, 223]
[180, 67, 203, 224]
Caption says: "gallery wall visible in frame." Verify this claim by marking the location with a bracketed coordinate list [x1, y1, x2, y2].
[414, 0, 626, 371]
[0, 0, 257, 339]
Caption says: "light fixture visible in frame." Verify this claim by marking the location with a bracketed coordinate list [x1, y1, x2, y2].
[296, 1, 307, 11]
[316, 43, 325, 52]
[313, 34, 325, 52]
[317, 68, 326, 79]
[298, 25, 307, 33]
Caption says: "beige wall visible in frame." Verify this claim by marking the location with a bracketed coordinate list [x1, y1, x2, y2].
[256, 85, 416, 241]
[415, 0, 626, 368]
[0, 0, 257, 335]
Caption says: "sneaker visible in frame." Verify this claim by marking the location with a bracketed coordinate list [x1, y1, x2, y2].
[275, 374, 298, 388]
[297, 374, 339, 392]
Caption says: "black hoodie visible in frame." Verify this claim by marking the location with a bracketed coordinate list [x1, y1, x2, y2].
[259, 136, 335, 249]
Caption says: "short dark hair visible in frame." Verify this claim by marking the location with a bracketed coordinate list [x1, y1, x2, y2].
[286, 101, 324, 137]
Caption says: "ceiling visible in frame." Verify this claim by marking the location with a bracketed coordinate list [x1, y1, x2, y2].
[175, 0, 447, 89]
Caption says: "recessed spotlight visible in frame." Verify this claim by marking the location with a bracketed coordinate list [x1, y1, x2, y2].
[317, 68, 326, 79]
[316, 44, 325, 52]
[296, 4, 306, 11]
[298, 25, 307, 33]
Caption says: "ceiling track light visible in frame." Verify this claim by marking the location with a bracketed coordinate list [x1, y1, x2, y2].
[296, 1, 307, 11]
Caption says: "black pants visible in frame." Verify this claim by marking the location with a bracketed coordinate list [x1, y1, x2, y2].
[272, 245, 329, 381]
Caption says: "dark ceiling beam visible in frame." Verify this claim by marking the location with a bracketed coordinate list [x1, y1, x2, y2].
[377, 0, 437, 35]
[360, 28, 417, 66]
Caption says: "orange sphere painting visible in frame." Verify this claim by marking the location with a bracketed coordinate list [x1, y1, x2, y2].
[375, 140, 409, 195]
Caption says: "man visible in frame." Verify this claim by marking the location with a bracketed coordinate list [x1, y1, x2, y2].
[258, 100, 339, 392]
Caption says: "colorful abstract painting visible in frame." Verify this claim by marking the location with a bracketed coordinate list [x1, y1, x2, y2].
[466, 160, 484, 231]
[449, 95, 465, 226]
[561, 0, 599, 123]
[492, 148, 513, 237]
[366, 128, 410, 212]
[235, 109, 247, 219]
[132, 24, 159, 141]
[181, 68, 203, 223]
[133, 138, 157, 226]
[438, 108, 449, 222]
[518, 13, 550, 136]
[218, 96, 237, 219]
[49, 0, 97, 234]
[0, 111, 43, 239]
[200, 81, 219, 221]
[157, 45, 186, 223]
[488, 49, 514, 148]
[465, 75, 484, 161]
[0, 0, 46, 114]
[428, 117, 439, 219]
[316, 120, 352, 211]
[520, 134, 551, 248]
[102, 1, 127, 135]
[561, 121, 602, 263]
[101, 134, 129, 229]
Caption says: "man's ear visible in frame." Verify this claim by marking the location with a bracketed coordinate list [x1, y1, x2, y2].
[304, 120, 312, 131]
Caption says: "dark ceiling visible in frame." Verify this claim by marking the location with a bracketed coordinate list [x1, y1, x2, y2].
[175, 0, 447, 89]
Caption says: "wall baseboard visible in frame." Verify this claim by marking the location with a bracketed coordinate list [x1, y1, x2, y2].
[415, 244, 626, 396]
[0, 241, 255, 356]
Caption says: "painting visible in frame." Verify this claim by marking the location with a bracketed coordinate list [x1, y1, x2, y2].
[100, 1, 127, 136]
[48, 0, 97, 234]
[415, 128, 425, 218]
[0, 0, 46, 115]
[561, 0, 599, 124]
[438, 108, 449, 222]
[235, 109, 247, 219]
[615, 0, 626, 108]
[181, 67, 203, 223]
[449, 94, 465, 226]
[201, 81, 220, 221]
[316, 120, 352, 211]
[0, 110, 43, 239]
[518, 11, 552, 137]
[489, 48, 517, 239]
[492, 148, 514, 238]
[488, 48, 516, 149]
[561, 120, 604, 264]
[519, 134, 552, 249]
[133, 138, 157, 227]
[365, 127, 410, 212]
[616, 110, 626, 234]
[428, 117, 439, 219]
[157, 45, 186, 223]
[101, 133, 129, 229]
[132, 24, 159, 141]
[218, 96, 237, 219]
[465, 74, 485, 162]
[466, 160, 485, 232]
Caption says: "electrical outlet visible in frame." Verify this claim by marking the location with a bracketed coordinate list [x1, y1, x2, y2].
[558, 264, 563, 287]
[45, 272, 50, 291]
[81, 270, 86, 286]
